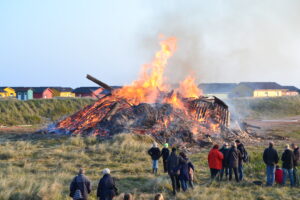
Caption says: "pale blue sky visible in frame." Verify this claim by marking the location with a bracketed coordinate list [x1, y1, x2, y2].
[1, 0, 300, 87]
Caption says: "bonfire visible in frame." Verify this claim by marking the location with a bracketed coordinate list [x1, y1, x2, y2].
[49, 37, 234, 145]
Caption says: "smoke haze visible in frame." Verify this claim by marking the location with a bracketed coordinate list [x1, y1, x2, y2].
[138, 0, 300, 87]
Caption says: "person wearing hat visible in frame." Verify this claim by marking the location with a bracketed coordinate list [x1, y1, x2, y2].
[219, 143, 230, 181]
[97, 168, 118, 200]
[148, 142, 161, 174]
[161, 143, 170, 173]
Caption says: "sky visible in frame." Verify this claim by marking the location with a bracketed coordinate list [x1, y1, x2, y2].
[1, 0, 300, 88]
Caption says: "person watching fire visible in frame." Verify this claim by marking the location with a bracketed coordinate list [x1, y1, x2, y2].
[148, 142, 161, 174]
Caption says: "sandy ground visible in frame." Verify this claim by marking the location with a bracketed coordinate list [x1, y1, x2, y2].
[245, 115, 300, 145]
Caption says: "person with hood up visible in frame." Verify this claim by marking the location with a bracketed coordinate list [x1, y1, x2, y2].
[208, 144, 224, 181]
[177, 152, 194, 192]
[166, 147, 180, 195]
[161, 143, 170, 173]
[97, 168, 118, 200]
[228, 142, 242, 182]
[70, 168, 92, 200]
[219, 143, 230, 181]
[281, 144, 295, 186]
[291, 143, 300, 186]
[263, 141, 279, 186]
[148, 142, 161, 174]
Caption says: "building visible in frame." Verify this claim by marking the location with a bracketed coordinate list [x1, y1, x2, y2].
[32, 87, 54, 99]
[0, 87, 16, 97]
[13, 87, 34, 100]
[0, 88, 6, 97]
[73, 87, 104, 98]
[230, 82, 286, 98]
[198, 83, 237, 99]
[51, 87, 75, 97]
[281, 86, 299, 96]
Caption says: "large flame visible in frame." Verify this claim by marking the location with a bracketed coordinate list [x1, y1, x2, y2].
[113, 36, 202, 107]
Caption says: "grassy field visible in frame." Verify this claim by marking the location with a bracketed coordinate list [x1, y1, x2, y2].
[1, 96, 300, 126]
[0, 98, 96, 126]
[229, 96, 300, 119]
[0, 132, 299, 200]
[1, 96, 300, 199]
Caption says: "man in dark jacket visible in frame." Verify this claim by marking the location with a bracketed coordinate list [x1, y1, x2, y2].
[148, 142, 161, 174]
[228, 142, 242, 182]
[97, 168, 117, 200]
[167, 147, 180, 195]
[161, 143, 170, 173]
[70, 168, 91, 200]
[263, 142, 279, 186]
[219, 143, 230, 181]
[291, 143, 300, 186]
[281, 144, 295, 186]
[236, 140, 246, 181]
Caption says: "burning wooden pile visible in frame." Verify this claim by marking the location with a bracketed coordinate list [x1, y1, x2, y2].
[50, 75, 230, 144]
[47, 37, 248, 145]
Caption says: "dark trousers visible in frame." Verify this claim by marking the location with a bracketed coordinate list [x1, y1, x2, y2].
[238, 164, 244, 181]
[229, 167, 239, 182]
[169, 173, 180, 194]
[220, 167, 229, 180]
[210, 168, 220, 180]
[180, 179, 188, 191]
[100, 196, 113, 200]
[163, 159, 168, 173]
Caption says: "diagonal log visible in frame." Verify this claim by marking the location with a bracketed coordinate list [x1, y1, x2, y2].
[86, 74, 113, 91]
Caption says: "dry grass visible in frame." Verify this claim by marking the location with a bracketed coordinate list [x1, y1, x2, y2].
[0, 132, 299, 200]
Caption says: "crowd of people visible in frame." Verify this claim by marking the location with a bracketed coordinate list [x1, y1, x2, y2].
[69, 140, 299, 200]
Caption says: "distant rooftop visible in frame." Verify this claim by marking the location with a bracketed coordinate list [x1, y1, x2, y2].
[51, 87, 73, 92]
[12, 87, 33, 92]
[238, 82, 283, 90]
[281, 85, 299, 91]
[73, 87, 101, 93]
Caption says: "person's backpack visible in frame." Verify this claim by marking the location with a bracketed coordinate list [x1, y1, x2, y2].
[73, 176, 83, 200]
[243, 149, 249, 163]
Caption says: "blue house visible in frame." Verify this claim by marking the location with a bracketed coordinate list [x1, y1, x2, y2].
[13, 87, 34, 100]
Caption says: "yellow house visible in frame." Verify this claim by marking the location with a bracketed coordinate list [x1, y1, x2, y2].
[253, 89, 285, 97]
[51, 87, 75, 97]
[0, 87, 16, 97]
[231, 82, 285, 98]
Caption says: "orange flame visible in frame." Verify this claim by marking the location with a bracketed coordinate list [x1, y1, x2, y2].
[177, 75, 202, 98]
[112, 36, 202, 109]
[113, 37, 177, 104]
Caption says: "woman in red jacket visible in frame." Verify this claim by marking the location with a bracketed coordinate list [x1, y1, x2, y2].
[208, 144, 224, 180]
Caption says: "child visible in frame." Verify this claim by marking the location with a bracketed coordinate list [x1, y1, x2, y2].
[275, 165, 283, 185]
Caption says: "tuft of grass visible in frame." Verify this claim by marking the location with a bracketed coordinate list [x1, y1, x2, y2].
[0, 98, 96, 126]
